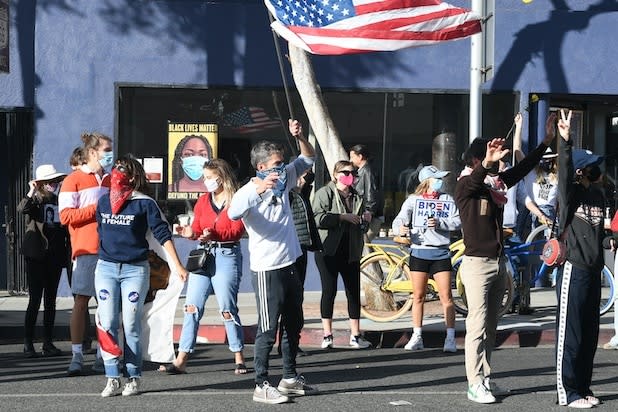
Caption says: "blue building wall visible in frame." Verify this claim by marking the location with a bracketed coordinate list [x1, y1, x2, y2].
[1, 0, 616, 169]
[18, 0, 618, 170]
[3, 0, 617, 293]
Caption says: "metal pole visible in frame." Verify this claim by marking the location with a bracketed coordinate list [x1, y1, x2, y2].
[469, 0, 484, 143]
[381, 93, 388, 189]
[268, 13, 295, 121]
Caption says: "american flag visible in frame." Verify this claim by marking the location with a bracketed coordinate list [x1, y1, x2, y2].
[264, 0, 482, 55]
[221, 106, 281, 135]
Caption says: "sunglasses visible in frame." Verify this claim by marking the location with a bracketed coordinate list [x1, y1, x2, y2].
[339, 170, 358, 177]
[113, 164, 129, 174]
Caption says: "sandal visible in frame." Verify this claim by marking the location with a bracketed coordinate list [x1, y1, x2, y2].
[164, 364, 187, 375]
[234, 363, 248, 375]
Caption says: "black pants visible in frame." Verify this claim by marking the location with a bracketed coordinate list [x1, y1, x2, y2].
[314, 251, 361, 319]
[24, 259, 63, 343]
[555, 261, 600, 405]
[252, 264, 304, 384]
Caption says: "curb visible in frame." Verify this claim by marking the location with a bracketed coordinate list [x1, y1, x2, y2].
[1, 324, 615, 348]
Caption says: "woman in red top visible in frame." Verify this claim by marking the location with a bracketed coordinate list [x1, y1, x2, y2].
[165, 158, 247, 374]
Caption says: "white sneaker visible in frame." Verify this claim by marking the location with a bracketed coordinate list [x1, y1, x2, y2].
[101, 378, 122, 397]
[567, 398, 593, 409]
[321, 334, 333, 349]
[277, 374, 318, 396]
[483, 377, 509, 396]
[253, 381, 289, 404]
[603, 337, 618, 350]
[122, 378, 140, 396]
[404, 334, 424, 351]
[349, 335, 371, 349]
[467, 382, 496, 404]
[443, 337, 457, 353]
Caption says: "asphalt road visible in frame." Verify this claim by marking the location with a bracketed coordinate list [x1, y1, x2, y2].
[0, 342, 617, 411]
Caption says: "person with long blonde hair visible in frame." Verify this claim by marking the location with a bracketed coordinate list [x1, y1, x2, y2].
[392, 165, 461, 353]
[166, 158, 247, 375]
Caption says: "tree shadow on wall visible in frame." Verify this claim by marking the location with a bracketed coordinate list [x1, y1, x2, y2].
[94, 0, 409, 93]
[492, 0, 618, 93]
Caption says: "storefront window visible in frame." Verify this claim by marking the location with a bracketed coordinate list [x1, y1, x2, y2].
[117, 85, 515, 223]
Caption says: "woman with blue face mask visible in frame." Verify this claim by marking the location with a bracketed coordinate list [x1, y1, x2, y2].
[168, 135, 214, 193]
[391, 165, 461, 353]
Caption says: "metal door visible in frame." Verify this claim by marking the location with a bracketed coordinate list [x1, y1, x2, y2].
[0, 109, 33, 293]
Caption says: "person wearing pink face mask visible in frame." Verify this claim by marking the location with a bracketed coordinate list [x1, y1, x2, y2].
[391, 165, 461, 353]
[312, 160, 372, 350]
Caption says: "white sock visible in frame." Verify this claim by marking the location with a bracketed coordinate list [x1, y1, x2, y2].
[413, 327, 422, 337]
[71, 344, 83, 355]
[446, 328, 455, 339]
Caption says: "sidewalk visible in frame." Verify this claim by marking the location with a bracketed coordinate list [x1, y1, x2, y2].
[1, 288, 615, 348]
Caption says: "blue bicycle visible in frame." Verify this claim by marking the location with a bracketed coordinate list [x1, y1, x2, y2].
[451, 225, 615, 316]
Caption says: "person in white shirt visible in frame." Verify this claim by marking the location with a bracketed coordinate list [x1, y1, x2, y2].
[228, 120, 316, 405]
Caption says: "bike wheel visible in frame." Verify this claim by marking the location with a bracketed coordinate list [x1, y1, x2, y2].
[360, 253, 413, 322]
[451, 257, 468, 316]
[451, 256, 515, 318]
[600, 265, 615, 315]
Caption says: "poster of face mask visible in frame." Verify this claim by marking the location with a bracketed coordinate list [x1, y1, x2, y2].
[167, 122, 218, 200]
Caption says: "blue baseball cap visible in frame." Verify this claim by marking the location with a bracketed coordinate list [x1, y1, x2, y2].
[572, 149, 603, 171]
[418, 165, 449, 182]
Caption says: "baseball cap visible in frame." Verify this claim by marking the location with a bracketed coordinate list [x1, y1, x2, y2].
[542, 147, 558, 159]
[34, 164, 66, 182]
[572, 149, 603, 171]
[418, 165, 449, 182]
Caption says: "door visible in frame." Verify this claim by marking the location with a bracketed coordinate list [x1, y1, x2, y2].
[0, 109, 33, 293]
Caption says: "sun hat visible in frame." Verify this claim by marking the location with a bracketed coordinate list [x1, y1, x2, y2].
[34, 164, 66, 182]
[418, 165, 449, 182]
[572, 149, 603, 171]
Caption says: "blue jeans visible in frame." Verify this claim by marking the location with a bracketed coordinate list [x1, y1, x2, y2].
[95, 259, 149, 379]
[178, 245, 244, 353]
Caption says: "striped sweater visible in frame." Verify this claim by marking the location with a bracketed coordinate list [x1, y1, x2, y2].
[58, 166, 110, 258]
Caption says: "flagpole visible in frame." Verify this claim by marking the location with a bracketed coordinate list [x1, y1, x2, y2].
[268, 13, 295, 121]
[469, 0, 484, 144]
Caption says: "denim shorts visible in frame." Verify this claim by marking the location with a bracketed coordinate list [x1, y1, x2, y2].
[71, 254, 98, 297]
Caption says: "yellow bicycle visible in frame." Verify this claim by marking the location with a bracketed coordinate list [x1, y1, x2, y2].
[359, 233, 514, 322]
[360, 240, 438, 322]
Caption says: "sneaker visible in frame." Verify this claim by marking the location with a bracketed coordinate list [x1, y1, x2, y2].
[602, 337, 618, 350]
[67, 352, 84, 376]
[585, 396, 600, 406]
[349, 335, 371, 349]
[23, 343, 38, 358]
[483, 377, 509, 396]
[321, 334, 333, 349]
[277, 375, 317, 396]
[567, 398, 593, 409]
[41, 342, 62, 357]
[122, 378, 140, 396]
[101, 378, 122, 397]
[404, 334, 424, 351]
[92, 356, 105, 373]
[443, 337, 457, 353]
[467, 382, 496, 404]
[253, 381, 289, 404]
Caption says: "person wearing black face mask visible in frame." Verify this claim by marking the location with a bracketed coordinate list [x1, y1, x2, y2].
[554, 109, 607, 408]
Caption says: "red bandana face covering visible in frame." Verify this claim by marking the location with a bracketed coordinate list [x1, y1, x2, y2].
[110, 168, 133, 214]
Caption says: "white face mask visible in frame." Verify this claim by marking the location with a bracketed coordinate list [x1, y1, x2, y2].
[204, 177, 220, 193]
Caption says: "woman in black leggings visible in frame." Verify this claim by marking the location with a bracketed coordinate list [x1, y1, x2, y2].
[18, 164, 70, 357]
[312, 160, 371, 350]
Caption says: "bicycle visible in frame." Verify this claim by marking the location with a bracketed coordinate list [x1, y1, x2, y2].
[452, 224, 616, 315]
[359, 240, 439, 322]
